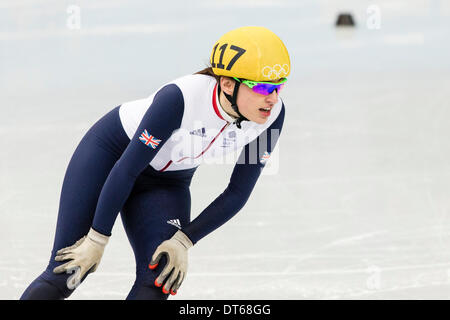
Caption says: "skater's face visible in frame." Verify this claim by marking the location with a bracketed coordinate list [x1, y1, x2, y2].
[220, 77, 280, 125]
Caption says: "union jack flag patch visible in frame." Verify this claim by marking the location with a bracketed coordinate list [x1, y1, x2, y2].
[139, 129, 162, 149]
[260, 151, 271, 164]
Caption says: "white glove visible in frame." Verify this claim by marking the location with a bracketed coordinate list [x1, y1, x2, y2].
[53, 228, 109, 288]
[149, 230, 193, 295]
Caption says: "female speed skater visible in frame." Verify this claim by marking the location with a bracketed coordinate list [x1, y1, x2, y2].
[20, 26, 290, 300]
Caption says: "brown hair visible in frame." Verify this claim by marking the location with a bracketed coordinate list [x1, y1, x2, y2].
[194, 66, 221, 82]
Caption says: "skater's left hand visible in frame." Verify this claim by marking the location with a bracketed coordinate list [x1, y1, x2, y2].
[149, 230, 193, 295]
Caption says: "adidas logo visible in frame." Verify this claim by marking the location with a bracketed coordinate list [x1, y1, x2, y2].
[189, 127, 207, 138]
[167, 219, 181, 229]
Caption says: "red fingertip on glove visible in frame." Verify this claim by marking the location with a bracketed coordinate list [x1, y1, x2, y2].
[162, 287, 169, 294]
[154, 279, 162, 287]
[170, 289, 177, 295]
[149, 263, 158, 270]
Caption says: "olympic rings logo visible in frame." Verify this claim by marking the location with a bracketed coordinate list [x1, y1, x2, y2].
[261, 64, 289, 79]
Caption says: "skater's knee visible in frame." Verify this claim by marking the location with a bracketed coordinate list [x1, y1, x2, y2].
[20, 272, 68, 300]
[20, 267, 84, 300]
[126, 280, 169, 300]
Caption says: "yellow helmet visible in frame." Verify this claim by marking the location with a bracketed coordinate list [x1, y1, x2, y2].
[210, 26, 290, 81]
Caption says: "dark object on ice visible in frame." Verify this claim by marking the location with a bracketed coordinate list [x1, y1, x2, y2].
[336, 13, 355, 27]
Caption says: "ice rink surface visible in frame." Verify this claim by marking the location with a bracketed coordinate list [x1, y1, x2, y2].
[1, 0, 450, 299]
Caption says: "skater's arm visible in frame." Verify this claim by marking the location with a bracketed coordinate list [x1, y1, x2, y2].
[182, 104, 285, 244]
[91, 84, 185, 236]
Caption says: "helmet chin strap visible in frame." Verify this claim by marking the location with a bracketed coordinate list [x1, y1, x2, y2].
[218, 81, 249, 129]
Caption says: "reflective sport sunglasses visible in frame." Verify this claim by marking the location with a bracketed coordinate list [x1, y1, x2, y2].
[233, 77, 287, 95]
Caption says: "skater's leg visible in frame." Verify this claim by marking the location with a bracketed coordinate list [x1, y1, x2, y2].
[21, 109, 128, 299]
[121, 184, 191, 300]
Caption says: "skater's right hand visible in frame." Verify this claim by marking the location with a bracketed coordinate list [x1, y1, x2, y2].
[53, 228, 109, 287]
